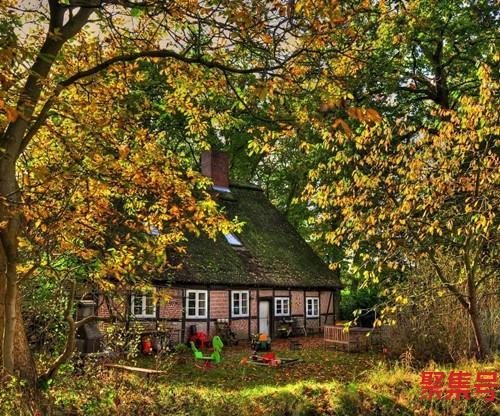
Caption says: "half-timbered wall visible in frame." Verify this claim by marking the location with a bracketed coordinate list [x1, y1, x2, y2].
[96, 286, 337, 342]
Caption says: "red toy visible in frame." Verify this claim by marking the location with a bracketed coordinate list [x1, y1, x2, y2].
[189, 331, 211, 349]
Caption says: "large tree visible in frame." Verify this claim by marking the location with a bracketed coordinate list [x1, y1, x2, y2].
[304, 66, 498, 359]
[246, 0, 498, 359]
[0, 0, 364, 385]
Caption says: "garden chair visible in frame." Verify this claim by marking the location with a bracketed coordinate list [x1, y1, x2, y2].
[191, 335, 224, 369]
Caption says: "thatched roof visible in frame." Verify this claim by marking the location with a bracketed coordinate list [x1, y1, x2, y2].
[163, 183, 341, 289]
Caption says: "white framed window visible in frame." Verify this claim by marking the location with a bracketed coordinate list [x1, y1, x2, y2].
[186, 290, 208, 319]
[274, 297, 290, 316]
[131, 292, 156, 318]
[306, 297, 319, 318]
[232, 291, 249, 317]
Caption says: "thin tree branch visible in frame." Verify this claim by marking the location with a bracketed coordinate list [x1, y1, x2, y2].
[38, 280, 77, 383]
[20, 48, 302, 154]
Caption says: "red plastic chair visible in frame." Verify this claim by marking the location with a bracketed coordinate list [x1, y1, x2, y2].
[189, 331, 211, 349]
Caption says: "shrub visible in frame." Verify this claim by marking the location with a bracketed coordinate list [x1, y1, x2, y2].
[340, 287, 380, 327]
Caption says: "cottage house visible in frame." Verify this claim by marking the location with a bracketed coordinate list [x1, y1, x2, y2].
[96, 150, 342, 342]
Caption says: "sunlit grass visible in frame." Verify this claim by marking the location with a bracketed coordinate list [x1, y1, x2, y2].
[4, 342, 498, 415]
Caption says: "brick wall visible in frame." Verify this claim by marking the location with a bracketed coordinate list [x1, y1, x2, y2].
[201, 150, 229, 188]
[96, 286, 339, 341]
[97, 294, 110, 318]
[159, 288, 183, 319]
[210, 290, 229, 318]
[250, 290, 257, 316]
[305, 290, 320, 297]
[320, 291, 333, 314]
[291, 291, 304, 315]
[250, 290, 258, 335]
[259, 289, 273, 297]
[97, 293, 127, 317]
[231, 319, 249, 339]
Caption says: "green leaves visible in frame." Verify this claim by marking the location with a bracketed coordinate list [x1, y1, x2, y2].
[131, 7, 143, 18]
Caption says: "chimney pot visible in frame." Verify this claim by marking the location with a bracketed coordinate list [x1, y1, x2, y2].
[201, 150, 229, 188]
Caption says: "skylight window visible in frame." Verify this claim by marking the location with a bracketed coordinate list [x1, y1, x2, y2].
[212, 185, 231, 193]
[224, 233, 243, 247]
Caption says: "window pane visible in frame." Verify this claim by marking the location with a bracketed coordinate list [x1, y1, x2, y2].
[145, 303, 154, 315]
[188, 297, 196, 309]
[188, 307, 196, 316]
[133, 296, 142, 315]
[283, 299, 289, 314]
[241, 294, 248, 315]
[234, 305, 240, 315]
[306, 298, 319, 316]
[188, 292, 196, 303]
[234, 293, 240, 303]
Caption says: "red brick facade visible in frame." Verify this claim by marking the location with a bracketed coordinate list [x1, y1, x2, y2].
[97, 286, 338, 342]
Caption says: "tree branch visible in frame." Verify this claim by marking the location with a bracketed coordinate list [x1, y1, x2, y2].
[21, 47, 299, 154]
[38, 280, 77, 383]
[62, 50, 286, 88]
[427, 249, 469, 310]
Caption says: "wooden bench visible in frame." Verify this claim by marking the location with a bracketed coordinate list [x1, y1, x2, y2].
[324, 325, 380, 352]
[324, 325, 351, 351]
[104, 363, 168, 379]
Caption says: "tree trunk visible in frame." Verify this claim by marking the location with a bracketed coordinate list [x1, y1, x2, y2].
[3, 256, 16, 373]
[14, 294, 37, 384]
[0, 248, 4, 363]
[0, 160, 37, 385]
[0, 292, 38, 380]
[468, 290, 491, 360]
[0, 4, 92, 384]
[0, 158, 22, 376]
[464, 245, 492, 361]
[0, 154, 38, 387]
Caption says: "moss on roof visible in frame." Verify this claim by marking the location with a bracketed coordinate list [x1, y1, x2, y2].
[167, 184, 341, 289]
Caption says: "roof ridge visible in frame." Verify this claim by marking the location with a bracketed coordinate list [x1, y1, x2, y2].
[229, 182, 263, 191]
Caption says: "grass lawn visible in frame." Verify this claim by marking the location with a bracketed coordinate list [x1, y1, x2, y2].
[4, 336, 496, 415]
[152, 337, 380, 390]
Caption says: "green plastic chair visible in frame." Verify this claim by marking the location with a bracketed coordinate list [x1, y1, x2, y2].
[191, 336, 224, 367]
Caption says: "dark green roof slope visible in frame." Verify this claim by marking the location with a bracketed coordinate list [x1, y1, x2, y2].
[168, 184, 341, 289]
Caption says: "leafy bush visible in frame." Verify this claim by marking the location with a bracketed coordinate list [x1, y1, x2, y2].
[340, 287, 380, 327]
[173, 343, 189, 353]
[0, 375, 32, 415]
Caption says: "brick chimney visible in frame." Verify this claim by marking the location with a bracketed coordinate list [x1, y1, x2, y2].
[201, 150, 230, 188]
